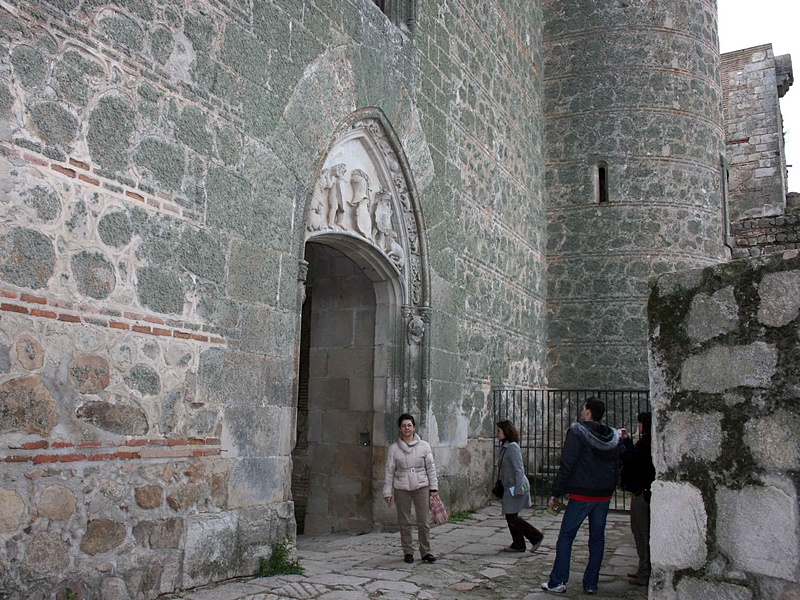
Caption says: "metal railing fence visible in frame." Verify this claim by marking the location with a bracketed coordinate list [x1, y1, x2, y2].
[492, 389, 650, 510]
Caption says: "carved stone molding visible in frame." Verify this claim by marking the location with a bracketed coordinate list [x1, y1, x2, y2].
[305, 117, 424, 307]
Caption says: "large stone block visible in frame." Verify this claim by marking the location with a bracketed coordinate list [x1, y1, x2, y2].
[662, 411, 723, 467]
[182, 512, 238, 588]
[758, 270, 800, 327]
[744, 410, 800, 471]
[0, 488, 25, 532]
[716, 485, 799, 581]
[681, 342, 777, 393]
[675, 578, 752, 600]
[686, 286, 738, 343]
[650, 481, 707, 569]
[0, 375, 57, 435]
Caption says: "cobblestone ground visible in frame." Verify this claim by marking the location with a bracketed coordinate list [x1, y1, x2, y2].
[163, 503, 649, 599]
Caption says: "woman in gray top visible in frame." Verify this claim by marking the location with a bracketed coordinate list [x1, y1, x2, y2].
[497, 419, 544, 552]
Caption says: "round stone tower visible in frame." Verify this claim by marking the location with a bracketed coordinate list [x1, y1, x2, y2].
[543, 0, 728, 389]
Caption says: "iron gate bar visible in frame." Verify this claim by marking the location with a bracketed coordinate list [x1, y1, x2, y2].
[493, 389, 651, 511]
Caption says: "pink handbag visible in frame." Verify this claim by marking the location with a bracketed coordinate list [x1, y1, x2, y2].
[430, 494, 448, 524]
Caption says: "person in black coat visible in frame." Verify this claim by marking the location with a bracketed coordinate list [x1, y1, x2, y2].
[620, 412, 656, 587]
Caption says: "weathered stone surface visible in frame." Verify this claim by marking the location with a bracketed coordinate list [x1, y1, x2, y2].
[182, 512, 238, 588]
[744, 410, 800, 470]
[124, 364, 161, 396]
[758, 270, 800, 327]
[100, 577, 132, 600]
[22, 532, 69, 576]
[87, 96, 134, 170]
[68, 355, 110, 393]
[135, 137, 185, 190]
[135, 266, 186, 315]
[681, 342, 778, 392]
[30, 101, 78, 145]
[0, 488, 25, 532]
[38, 484, 76, 521]
[0, 375, 57, 435]
[662, 411, 723, 467]
[80, 519, 126, 555]
[135, 485, 163, 509]
[675, 578, 753, 600]
[16, 333, 44, 371]
[717, 485, 799, 581]
[0, 226, 55, 289]
[98, 211, 134, 248]
[686, 286, 738, 343]
[22, 186, 61, 222]
[149, 517, 183, 549]
[71, 250, 117, 299]
[650, 481, 707, 570]
[76, 400, 148, 436]
[10, 45, 45, 88]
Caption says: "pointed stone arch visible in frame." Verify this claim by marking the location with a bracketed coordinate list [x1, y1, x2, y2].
[293, 108, 431, 532]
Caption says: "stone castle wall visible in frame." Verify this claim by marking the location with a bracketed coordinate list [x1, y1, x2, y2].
[0, 0, 546, 597]
[543, 0, 728, 390]
[722, 45, 792, 221]
[648, 252, 800, 599]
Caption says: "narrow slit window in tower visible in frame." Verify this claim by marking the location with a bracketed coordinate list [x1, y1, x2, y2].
[598, 163, 609, 203]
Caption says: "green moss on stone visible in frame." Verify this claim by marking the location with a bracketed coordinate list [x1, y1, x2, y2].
[215, 125, 240, 165]
[124, 363, 161, 396]
[10, 46, 46, 89]
[135, 138, 185, 190]
[150, 27, 173, 64]
[100, 15, 143, 53]
[136, 266, 185, 315]
[22, 186, 61, 222]
[98, 211, 133, 248]
[178, 227, 226, 283]
[0, 227, 55, 289]
[30, 101, 78, 145]
[176, 105, 211, 156]
[184, 12, 215, 52]
[71, 250, 116, 300]
[88, 96, 135, 171]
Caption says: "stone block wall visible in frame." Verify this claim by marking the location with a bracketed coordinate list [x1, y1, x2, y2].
[544, 0, 727, 390]
[730, 214, 800, 258]
[648, 251, 800, 599]
[0, 0, 546, 596]
[722, 45, 793, 221]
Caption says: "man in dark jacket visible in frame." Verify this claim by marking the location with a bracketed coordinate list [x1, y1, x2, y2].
[620, 412, 655, 587]
[541, 397, 622, 595]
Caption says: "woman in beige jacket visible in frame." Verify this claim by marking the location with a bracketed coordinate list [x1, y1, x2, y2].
[383, 413, 440, 564]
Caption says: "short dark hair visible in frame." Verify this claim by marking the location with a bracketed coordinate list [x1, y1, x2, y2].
[397, 413, 415, 428]
[496, 419, 519, 443]
[584, 397, 605, 421]
[638, 412, 652, 434]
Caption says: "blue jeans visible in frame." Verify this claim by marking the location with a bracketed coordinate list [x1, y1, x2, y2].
[548, 498, 610, 591]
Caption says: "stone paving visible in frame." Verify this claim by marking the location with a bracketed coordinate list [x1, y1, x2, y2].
[162, 503, 648, 600]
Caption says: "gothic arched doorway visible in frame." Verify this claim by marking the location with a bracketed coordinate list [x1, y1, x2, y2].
[292, 110, 430, 534]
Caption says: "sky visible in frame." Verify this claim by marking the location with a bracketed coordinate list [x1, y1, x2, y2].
[718, 0, 799, 192]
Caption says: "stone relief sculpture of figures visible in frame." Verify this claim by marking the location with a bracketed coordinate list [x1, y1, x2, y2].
[307, 195, 325, 232]
[373, 189, 395, 251]
[323, 163, 347, 229]
[349, 169, 372, 239]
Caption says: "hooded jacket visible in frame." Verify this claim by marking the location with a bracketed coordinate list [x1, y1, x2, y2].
[383, 433, 439, 497]
[552, 421, 621, 498]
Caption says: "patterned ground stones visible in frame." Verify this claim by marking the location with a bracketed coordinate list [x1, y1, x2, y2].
[80, 519, 126, 555]
[38, 484, 77, 521]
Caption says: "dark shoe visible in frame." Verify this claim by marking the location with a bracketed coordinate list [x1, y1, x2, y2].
[629, 578, 647, 587]
[529, 537, 544, 553]
[627, 572, 639, 578]
[421, 553, 437, 563]
[404, 554, 414, 564]
[584, 589, 597, 595]
[501, 545, 526, 553]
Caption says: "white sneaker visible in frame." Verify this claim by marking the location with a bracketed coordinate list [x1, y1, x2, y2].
[541, 582, 567, 593]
